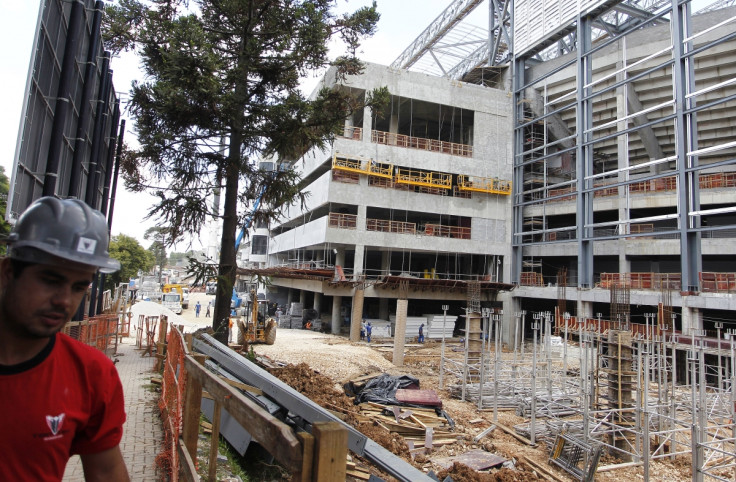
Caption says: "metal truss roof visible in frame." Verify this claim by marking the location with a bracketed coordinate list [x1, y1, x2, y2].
[390, 0, 730, 81]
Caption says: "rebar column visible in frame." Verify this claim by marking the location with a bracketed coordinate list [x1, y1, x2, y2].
[606, 329, 636, 461]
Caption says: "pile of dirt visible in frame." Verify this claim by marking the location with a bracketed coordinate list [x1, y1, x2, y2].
[254, 332, 691, 481]
[437, 462, 541, 482]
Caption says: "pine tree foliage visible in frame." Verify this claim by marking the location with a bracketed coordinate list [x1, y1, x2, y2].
[103, 0, 387, 342]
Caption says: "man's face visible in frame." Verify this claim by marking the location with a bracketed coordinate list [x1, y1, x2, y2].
[0, 258, 96, 340]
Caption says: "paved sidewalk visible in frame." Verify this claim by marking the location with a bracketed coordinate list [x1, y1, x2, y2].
[63, 336, 164, 481]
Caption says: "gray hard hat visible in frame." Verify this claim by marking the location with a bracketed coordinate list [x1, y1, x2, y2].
[7, 197, 121, 273]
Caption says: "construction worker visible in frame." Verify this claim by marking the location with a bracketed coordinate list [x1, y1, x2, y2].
[418, 323, 425, 343]
[0, 197, 129, 481]
[361, 319, 366, 340]
[365, 321, 372, 343]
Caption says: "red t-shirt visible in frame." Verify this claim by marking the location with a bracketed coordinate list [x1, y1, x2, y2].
[0, 333, 126, 481]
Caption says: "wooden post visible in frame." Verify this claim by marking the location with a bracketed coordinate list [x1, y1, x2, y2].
[311, 422, 348, 482]
[294, 432, 314, 482]
[181, 354, 206, 462]
[208, 401, 222, 481]
[155, 318, 168, 371]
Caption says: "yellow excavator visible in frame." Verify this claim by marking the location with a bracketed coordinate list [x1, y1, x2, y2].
[237, 289, 277, 348]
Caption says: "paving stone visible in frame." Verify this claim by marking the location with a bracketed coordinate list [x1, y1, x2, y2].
[63, 336, 164, 481]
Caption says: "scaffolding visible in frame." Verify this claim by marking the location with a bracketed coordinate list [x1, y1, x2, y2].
[439, 308, 736, 480]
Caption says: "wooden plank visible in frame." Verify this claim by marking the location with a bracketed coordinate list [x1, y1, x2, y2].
[294, 431, 314, 482]
[177, 437, 199, 482]
[312, 422, 348, 482]
[184, 355, 303, 471]
[181, 354, 206, 462]
[518, 455, 566, 482]
[219, 376, 264, 396]
[345, 469, 371, 480]
[496, 422, 536, 446]
[596, 461, 643, 472]
[410, 414, 427, 429]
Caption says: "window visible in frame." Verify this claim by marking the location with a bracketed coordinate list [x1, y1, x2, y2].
[252, 235, 268, 255]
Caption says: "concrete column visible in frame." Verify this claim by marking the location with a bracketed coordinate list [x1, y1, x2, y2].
[313, 292, 322, 315]
[393, 299, 408, 366]
[681, 305, 703, 335]
[350, 288, 365, 342]
[335, 248, 345, 268]
[389, 114, 399, 134]
[498, 292, 512, 345]
[381, 251, 390, 275]
[357, 204, 367, 229]
[331, 295, 342, 335]
[509, 296, 523, 347]
[287, 289, 293, 306]
[362, 106, 372, 142]
[577, 299, 593, 321]
[299, 290, 306, 306]
[379, 298, 389, 321]
[353, 245, 365, 279]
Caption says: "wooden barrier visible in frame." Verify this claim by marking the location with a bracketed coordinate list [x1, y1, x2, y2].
[180, 355, 348, 481]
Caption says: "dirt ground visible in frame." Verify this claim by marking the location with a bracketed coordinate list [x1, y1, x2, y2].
[247, 329, 694, 482]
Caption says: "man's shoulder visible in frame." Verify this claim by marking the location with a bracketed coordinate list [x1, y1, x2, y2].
[56, 333, 115, 365]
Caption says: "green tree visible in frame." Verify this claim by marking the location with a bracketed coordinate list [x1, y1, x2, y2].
[144, 226, 168, 284]
[106, 234, 155, 290]
[104, 0, 387, 343]
[0, 166, 11, 255]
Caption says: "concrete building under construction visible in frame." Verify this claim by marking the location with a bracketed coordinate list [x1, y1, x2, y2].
[238, 0, 736, 347]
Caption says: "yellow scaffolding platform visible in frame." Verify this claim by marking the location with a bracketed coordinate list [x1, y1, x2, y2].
[457, 175, 512, 195]
[332, 153, 365, 175]
[332, 153, 393, 179]
[365, 161, 393, 179]
[395, 167, 451, 190]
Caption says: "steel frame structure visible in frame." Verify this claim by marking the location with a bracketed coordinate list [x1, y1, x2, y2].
[511, 0, 736, 292]
[440, 311, 736, 480]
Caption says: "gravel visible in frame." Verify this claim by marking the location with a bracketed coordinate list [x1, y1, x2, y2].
[251, 329, 398, 382]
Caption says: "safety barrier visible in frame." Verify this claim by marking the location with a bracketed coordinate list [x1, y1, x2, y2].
[328, 212, 357, 229]
[157, 323, 188, 481]
[545, 172, 736, 203]
[424, 223, 471, 239]
[156, 324, 350, 481]
[371, 129, 473, 157]
[366, 218, 416, 234]
[599, 272, 681, 290]
[62, 315, 118, 354]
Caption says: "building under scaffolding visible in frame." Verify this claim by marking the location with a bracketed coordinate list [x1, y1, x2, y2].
[232, 0, 736, 478]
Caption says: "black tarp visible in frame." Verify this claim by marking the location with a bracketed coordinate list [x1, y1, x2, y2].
[354, 374, 420, 405]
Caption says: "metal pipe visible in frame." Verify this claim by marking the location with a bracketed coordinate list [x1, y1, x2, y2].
[439, 304, 448, 388]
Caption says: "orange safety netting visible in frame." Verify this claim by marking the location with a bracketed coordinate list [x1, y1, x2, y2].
[156, 323, 189, 481]
[62, 315, 119, 355]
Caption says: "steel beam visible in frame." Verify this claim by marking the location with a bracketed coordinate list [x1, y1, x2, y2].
[391, 0, 483, 70]
[193, 334, 434, 482]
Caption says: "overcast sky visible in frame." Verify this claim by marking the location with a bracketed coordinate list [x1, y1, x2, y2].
[0, 0, 479, 249]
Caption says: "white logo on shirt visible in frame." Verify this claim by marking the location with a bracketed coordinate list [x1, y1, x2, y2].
[46, 413, 65, 435]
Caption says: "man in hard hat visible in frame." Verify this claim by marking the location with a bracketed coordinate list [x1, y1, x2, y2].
[0, 197, 129, 481]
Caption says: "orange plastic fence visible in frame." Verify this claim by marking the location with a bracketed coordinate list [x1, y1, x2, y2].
[156, 323, 188, 481]
[62, 315, 118, 355]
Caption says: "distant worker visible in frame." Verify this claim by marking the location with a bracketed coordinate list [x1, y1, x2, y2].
[275, 306, 282, 322]
[205, 302, 211, 317]
[195, 301, 201, 317]
[0, 197, 129, 481]
[360, 319, 366, 340]
[418, 323, 425, 343]
[365, 321, 372, 343]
